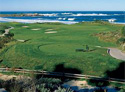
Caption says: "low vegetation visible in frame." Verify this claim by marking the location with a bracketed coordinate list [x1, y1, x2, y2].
[0, 74, 124, 92]
[95, 26, 125, 51]
[0, 24, 14, 49]
[0, 77, 73, 92]
[0, 24, 9, 34]
[118, 26, 125, 50]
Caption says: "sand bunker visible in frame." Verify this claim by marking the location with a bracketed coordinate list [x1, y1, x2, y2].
[17, 39, 25, 42]
[45, 31, 57, 34]
[31, 28, 41, 30]
[22, 26, 29, 28]
[0, 73, 17, 81]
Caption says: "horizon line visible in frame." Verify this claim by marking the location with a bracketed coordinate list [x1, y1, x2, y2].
[0, 10, 124, 12]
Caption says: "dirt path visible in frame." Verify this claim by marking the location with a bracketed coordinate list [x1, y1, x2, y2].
[108, 48, 125, 61]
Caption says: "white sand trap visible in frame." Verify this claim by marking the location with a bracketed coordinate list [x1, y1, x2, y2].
[31, 28, 41, 30]
[45, 31, 57, 34]
[17, 39, 25, 42]
[22, 26, 29, 28]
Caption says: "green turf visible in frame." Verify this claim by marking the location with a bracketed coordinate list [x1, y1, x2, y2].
[0, 22, 124, 76]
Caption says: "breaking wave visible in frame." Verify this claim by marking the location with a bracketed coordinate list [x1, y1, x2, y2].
[71, 13, 124, 16]
[39, 13, 58, 16]
[0, 17, 78, 24]
[72, 13, 109, 16]
[68, 18, 75, 21]
[62, 13, 72, 15]
[58, 18, 66, 20]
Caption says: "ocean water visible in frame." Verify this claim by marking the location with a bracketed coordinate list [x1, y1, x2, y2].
[0, 11, 125, 24]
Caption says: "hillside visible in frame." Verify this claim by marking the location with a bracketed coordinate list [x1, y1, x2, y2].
[95, 26, 125, 51]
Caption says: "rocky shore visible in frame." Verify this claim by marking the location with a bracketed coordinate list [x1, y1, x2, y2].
[0, 13, 43, 17]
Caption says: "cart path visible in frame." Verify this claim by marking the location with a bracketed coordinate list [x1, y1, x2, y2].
[0, 27, 14, 37]
[108, 48, 125, 61]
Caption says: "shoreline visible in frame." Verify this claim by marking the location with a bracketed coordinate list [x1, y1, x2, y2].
[0, 13, 43, 17]
[111, 22, 125, 25]
[0, 17, 78, 24]
[0, 11, 124, 25]
[0, 19, 125, 25]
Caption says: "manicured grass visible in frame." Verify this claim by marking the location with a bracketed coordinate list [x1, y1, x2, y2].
[0, 22, 124, 76]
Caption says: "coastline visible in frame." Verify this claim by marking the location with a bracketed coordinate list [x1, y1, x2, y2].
[0, 11, 124, 25]
[0, 17, 78, 24]
[111, 22, 125, 25]
[0, 13, 43, 17]
[0, 18, 124, 25]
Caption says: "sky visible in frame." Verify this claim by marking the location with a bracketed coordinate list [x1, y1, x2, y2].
[0, 0, 124, 11]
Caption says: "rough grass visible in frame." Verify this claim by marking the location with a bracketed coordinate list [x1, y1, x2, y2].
[0, 22, 124, 76]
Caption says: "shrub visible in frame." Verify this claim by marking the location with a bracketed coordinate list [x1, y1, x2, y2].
[0, 77, 66, 92]
[5, 32, 14, 38]
[0, 30, 5, 34]
[0, 79, 4, 87]
[55, 87, 73, 92]
[36, 84, 50, 92]
[121, 26, 125, 36]
[38, 78, 62, 85]
[117, 37, 125, 44]
[1, 77, 36, 92]
[0, 24, 9, 30]
[37, 78, 62, 91]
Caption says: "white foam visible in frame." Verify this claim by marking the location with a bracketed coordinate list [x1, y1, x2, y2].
[62, 13, 72, 15]
[108, 19, 116, 22]
[58, 18, 63, 20]
[39, 13, 57, 17]
[63, 18, 66, 20]
[72, 13, 125, 16]
[58, 18, 66, 20]
[0, 17, 77, 24]
[72, 13, 108, 16]
[68, 18, 75, 21]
